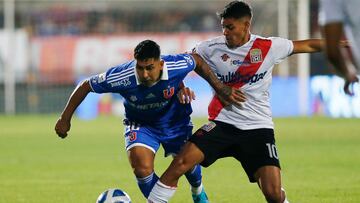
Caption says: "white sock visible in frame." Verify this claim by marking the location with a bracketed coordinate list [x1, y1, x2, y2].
[282, 188, 289, 203]
[148, 180, 177, 203]
[191, 183, 203, 195]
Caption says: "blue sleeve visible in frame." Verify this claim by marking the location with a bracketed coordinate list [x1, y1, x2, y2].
[89, 66, 131, 93]
[165, 53, 196, 80]
[89, 68, 114, 93]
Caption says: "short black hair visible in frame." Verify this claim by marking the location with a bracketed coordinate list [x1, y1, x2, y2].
[217, 1, 252, 19]
[134, 40, 161, 60]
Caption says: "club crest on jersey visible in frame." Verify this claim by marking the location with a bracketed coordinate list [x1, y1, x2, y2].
[128, 131, 137, 142]
[250, 49, 262, 63]
[221, 53, 230, 62]
[163, 86, 175, 99]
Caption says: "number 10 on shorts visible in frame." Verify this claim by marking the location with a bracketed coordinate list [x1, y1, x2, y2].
[266, 143, 279, 159]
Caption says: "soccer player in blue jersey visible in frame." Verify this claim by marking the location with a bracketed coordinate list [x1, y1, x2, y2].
[54, 40, 245, 202]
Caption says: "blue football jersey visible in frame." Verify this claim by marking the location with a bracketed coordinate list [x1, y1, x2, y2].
[89, 54, 196, 129]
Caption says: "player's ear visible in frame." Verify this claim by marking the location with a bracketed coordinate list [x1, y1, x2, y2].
[159, 60, 164, 70]
[244, 20, 251, 31]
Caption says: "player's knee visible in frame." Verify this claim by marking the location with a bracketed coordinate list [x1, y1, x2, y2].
[133, 164, 154, 178]
[172, 157, 193, 175]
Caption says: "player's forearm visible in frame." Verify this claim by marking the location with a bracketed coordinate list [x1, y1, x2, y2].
[326, 48, 350, 78]
[60, 80, 92, 121]
[292, 39, 324, 54]
[192, 54, 231, 98]
[194, 63, 224, 92]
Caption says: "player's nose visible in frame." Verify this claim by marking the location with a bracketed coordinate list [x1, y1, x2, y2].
[141, 71, 149, 79]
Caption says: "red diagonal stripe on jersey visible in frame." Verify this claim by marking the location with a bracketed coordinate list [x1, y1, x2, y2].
[208, 38, 272, 120]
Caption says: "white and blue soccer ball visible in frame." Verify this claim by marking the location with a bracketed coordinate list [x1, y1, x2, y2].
[96, 188, 131, 203]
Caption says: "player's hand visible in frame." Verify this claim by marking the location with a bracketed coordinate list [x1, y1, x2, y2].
[218, 86, 246, 106]
[177, 86, 196, 104]
[343, 73, 359, 96]
[55, 117, 71, 139]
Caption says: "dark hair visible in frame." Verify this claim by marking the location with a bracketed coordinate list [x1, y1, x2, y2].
[217, 1, 252, 19]
[134, 40, 161, 60]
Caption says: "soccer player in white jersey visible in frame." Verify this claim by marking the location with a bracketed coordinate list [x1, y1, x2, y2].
[319, 0, 359, 95]
[54, 40, 245, 203]
[147, 1, 338, 203]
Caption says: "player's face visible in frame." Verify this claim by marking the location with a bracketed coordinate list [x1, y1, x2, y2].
[221, 17, 250, 48]
[136, 58, 164, 87]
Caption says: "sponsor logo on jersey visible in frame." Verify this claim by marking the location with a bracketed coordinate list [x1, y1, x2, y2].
[163, 86, 175, 99]
[110, 78, 131, 87]
[221, 53, 230, 62]
[128, 100, 169, 110]
[231, 59, 251, 66]
[217, 71, 268, 85]
[201, 121, 216, 132]
[250, 49, 262, 63]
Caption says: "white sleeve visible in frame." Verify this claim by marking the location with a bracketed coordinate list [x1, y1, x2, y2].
[319, 0, 344, 25]
[193, 41, 216, 68]
[193, 42, 206, 58]
[269, 37, 293, 64]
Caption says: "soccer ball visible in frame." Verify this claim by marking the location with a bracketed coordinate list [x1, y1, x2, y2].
[96, 188, 132, 203]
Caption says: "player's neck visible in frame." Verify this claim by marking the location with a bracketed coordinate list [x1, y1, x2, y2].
[228, 33, 251, 49]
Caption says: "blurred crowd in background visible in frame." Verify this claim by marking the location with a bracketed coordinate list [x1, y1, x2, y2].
[0, 0, 320, 36]
[2, 0, 356, 116]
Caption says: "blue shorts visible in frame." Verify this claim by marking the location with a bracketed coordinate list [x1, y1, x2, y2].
[123, 119, 193, 157]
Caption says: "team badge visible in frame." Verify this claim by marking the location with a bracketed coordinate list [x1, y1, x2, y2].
[129, 131, 137, 142]
[163, 86, 175, 99]
[250, 49, 262, 63]
[221, 53, 230, 62]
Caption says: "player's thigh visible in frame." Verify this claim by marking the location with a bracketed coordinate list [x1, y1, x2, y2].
[161, 125, 193, 157]
[124, 120, 160, 154]
[234, 128, 280, 182]
[189, 121, 235, 167]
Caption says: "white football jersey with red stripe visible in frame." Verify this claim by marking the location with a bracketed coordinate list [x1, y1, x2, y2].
[195, 34, 294, 130]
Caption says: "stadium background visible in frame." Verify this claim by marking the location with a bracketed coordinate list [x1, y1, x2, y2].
[1, 0, 359, 117]
[1, 0, 360, 203]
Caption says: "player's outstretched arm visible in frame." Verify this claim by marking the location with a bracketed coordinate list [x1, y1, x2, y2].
[190, 53, 246, 105]
[292, 39, 325, 54]
[55, 79, 92, 138]
[322, 23, 359, 95]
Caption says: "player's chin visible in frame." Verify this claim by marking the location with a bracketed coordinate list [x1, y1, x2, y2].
[226, 39, 235, 47]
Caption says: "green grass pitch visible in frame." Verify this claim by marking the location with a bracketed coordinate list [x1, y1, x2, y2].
[1, 115, 360, 203]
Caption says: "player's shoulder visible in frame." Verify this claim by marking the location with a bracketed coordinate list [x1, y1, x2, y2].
[197, 36, 226, 49]
[252, 34, 292, 47]
[105, 60, 136, 87]
[162, 54, 195, 69]
[108, 60, 135, 75]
